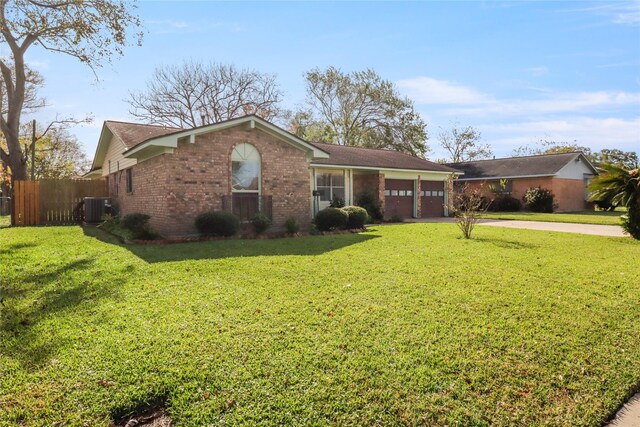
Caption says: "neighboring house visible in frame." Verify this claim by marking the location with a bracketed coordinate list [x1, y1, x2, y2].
[86, 115, 459, 237]
[448, 152, 598, 212]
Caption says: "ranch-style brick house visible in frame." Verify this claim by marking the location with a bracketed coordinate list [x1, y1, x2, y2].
[86, 115, 459, 237]
[448, 152, 598, 212]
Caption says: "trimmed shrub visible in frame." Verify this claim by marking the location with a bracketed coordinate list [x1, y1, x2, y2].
[284, 217, 300, 234]
[329, 197, 345, 208]
[98, 213, 119, 233]
[523, 187, 556, 213]
[341, 206, 368, 229]
[251, 213, 271, 235]
[355, 190, 383, 221]
[390, 214, 404, 223]
[120, 213, 157, 240]
[194, 211, 240, 237]
[487, 195, 521, 212]
[314, 207, 348, 231]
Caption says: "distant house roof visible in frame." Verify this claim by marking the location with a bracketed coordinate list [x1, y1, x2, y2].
[447, 152, 597, 180]
[310, 142, 460, 173]
[105, 121, 182, 149]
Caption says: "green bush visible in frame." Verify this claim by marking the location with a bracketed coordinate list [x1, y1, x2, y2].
[390, 214, 404, 223]
[355, 190, 383, 221]
[329, 197, 345, 208]
[251, 213, 271, 234]
[194, 211, 240, 237]
[523, 187, 556, 213]
[120, 213, 157, 240]
[487, 195, 521, 212]
[341, 206, 368, 229]
[285, 217, 300, 234]
[314, 207, 348, 231]
[98, 213, 119, 232]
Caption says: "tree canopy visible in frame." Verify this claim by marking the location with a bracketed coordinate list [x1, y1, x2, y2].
[128, 61, 283, 128]
[291, 67, 429, 157]
[0, 0, 142, 181]
[438, 124, 492, 163]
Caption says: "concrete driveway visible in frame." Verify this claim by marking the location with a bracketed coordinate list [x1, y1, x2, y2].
[413, 218, 626, 237]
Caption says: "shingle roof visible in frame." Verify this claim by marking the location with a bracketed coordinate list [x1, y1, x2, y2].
[448, 152, 587, 179]
[310, 142, 459, 173]
[106, 121, 182, 149]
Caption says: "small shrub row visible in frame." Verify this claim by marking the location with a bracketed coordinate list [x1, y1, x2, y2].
[355, 191, 383, 221]
[487, 194, 521, 212]
[314, 206, 368, 231]
[523, 187, 556, 213]
[99, 213, 159, 240]
[194, 211, 277, 236]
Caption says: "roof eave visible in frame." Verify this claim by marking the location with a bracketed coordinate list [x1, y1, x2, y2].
[123, 115, 330, 161]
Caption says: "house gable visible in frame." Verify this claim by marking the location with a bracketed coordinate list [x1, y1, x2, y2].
[555, 154, 598, 179]
[123, 115, 330, 164]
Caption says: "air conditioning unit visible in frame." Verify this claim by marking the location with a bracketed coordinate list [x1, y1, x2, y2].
[84, 197, 111, 224]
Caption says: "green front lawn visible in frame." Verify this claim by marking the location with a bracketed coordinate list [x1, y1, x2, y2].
[0, 215, 9, 228]
[481, 210, 624, 226]
[1, 225, 638, 426]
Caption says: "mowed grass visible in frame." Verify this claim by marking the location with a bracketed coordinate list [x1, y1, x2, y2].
[1, 224, 639, 426]
[0, 215, 9, 228]
[481, 210, 624, 226]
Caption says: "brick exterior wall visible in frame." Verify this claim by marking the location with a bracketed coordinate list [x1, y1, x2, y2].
[109, 127, 312, 238]
[352, 172, 386, 212]
[464, 176, 589, 212]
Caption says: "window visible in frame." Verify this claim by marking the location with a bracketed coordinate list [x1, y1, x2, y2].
[384, 190, 391, 196]
[126, 168, 133, 193]
[316, 171, 345, 202]
[406, 190, 413, 197]
[437, 191, 444, 197]
[391, 190, 398, 196]
[232, 143, 261, 192]
[423, 190, 431, 197]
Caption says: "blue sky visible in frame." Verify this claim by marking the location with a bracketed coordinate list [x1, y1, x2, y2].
[17, 0, 640, 160]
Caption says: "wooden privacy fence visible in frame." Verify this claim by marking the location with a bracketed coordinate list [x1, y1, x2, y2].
[13, 179, 108, 226]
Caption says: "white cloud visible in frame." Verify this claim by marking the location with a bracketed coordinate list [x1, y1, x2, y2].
[446, 91, 640, 117]
[483, 117, 640, 152]
[400, 75, 640, 117]
[396, 77, 490, 105]
[563, 2, 640, 26]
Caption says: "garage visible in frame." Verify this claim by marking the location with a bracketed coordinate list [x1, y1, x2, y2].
[421, 181, 445, 217]
[384, 179, 414, 219]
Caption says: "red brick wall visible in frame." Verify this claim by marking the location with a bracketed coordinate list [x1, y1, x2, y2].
[463, 176, 588, 212]
[352, 173, 385, 211]
[109, 126, 312, 238]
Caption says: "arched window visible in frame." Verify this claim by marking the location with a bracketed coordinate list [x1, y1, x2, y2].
[231, 143, 260, 192]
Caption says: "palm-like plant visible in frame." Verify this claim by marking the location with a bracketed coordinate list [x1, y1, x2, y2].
[588, 164, 640, 239]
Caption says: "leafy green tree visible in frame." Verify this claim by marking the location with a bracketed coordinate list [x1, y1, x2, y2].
[439, 123, 491, 162]
[592, 149, 638, 170]
[0, 0, 142, 181]
[589, 164, 640, 239]
[293, 67, 429, 157]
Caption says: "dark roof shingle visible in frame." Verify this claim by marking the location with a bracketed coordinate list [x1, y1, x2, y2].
[310, 142, 459, 173]
[448, 152, 587, 179]
[106, 121, 182, 149]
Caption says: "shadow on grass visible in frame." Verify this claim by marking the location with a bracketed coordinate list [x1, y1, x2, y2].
[0, 256, 118, 368]
[474, 236, 538, 249]
[83, 226, 380, 263]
